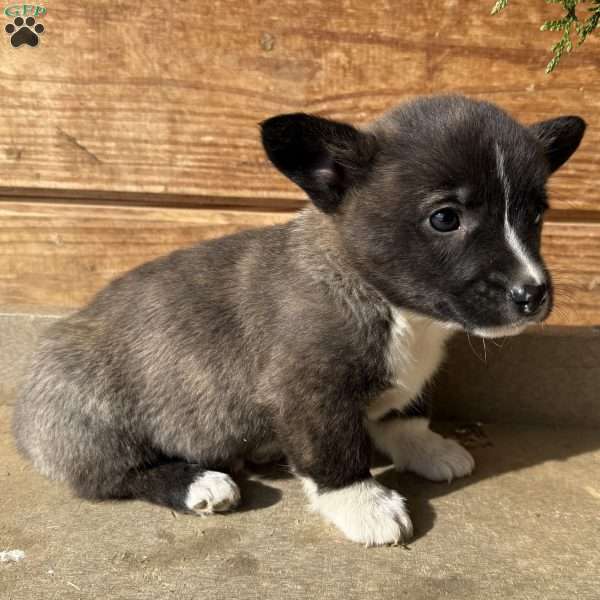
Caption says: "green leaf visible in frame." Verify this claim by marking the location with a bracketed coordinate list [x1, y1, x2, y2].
[492, 0, 599, 72]
[545, 54, 561, 73]
[491, 0, 509, 15]
[541, 18, 570, 31]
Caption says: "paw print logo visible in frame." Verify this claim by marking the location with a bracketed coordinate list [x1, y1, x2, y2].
[5, 16, 44, 48]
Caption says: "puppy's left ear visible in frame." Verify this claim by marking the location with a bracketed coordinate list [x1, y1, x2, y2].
[529, 116, 586, 173]
[260, 113, 377, 213]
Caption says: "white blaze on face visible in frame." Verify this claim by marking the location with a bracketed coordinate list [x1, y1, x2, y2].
[495, 144, 545, 285]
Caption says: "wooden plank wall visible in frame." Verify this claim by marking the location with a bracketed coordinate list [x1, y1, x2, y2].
[0, 0, 599, 324]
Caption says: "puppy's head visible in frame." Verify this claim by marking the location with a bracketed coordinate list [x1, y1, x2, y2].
[261, 96, 585, 337]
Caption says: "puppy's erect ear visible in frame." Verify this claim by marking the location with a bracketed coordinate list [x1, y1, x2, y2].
[529, 116, 586, 173]
[260, 113, 377, 213]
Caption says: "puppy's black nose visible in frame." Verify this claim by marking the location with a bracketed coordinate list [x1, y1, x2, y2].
[510, 283, 548, 315]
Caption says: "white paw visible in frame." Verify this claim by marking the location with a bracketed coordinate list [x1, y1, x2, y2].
[185, 471, 241, 514]
[404, 435, 475, 483]
[368, 418, 475, 483]
[303, 478, 413, 546]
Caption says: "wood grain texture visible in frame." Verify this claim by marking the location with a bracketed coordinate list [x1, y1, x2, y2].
[542, 221, 600, 326]
[0, 0, 598, 210]
[0, 201, 291, 308]
[0, 201, 598, 325]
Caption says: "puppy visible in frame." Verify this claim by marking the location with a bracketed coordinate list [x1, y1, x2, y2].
[13, 95, 585, 545]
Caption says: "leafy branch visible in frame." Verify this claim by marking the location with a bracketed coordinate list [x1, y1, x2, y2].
[491, 0, 600, 72]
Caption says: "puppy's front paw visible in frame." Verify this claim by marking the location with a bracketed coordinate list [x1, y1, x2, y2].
[304, 478, 413, 546]
[405, 434, 475, 483]
[369, 418, 475, 483]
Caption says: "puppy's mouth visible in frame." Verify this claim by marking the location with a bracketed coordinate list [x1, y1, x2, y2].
[432, 313, 531, 339]
[469, 323, 528, 339]
[439, 294, 552, 339]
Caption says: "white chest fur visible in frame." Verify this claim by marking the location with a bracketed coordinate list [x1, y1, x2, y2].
[367, 308, 453, 420]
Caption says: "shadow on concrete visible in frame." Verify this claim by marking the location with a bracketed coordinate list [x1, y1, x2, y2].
[373, 421, 600, 541]
[236, 477, 283, 512]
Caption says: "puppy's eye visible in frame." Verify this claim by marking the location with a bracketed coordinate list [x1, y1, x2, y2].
[533, 212, 542, 225]
[429, 208, 460, 232]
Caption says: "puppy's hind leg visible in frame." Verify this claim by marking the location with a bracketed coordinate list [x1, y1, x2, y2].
[114, 462, 241, 515]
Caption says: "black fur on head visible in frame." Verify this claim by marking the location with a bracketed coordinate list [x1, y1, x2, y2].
[262, 96, 586, 335]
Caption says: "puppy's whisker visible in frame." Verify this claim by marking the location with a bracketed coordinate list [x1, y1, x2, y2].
[489, 337, 504, 348]
[466, 332, 487, 364]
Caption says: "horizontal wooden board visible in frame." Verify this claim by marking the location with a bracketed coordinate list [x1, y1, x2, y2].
[0, 1, 598, 210]
[0, 201, 291, 308]
[541, 221, 600, 326]
[1, 201, 599, 325]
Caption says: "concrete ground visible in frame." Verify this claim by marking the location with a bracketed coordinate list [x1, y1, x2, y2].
[1, 402, 599, 600]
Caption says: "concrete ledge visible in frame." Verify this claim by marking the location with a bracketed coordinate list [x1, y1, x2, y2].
[1, 306, 599, 426]
[433, 327, 600, 427]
